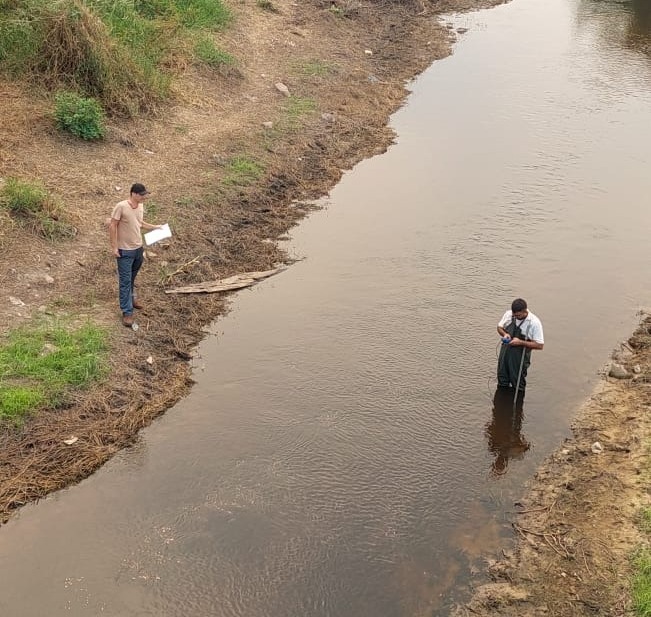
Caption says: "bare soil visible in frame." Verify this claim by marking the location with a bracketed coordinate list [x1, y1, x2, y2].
[1, 0, 649, 614]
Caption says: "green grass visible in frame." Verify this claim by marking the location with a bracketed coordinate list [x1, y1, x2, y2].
[193, 35, 235, 67]
[280, 95, 316, 130]
[297, 59, 333, 77]
[0, 0, 232, 116]
[0, 321, 109, 423]
[0, 177, 77, 240]
[222, 155, 264, 186]
[633, 547, 651, 616]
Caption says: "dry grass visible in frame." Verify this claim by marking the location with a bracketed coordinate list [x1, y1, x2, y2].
[33, 0, 158, 116]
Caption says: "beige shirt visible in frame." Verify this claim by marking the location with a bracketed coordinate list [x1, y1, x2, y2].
[111, 200, 144, 250]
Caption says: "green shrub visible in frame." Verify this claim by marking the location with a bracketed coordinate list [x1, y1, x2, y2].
[54, 91, 106, 140]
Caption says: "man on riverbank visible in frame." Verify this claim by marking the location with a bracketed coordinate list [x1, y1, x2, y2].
[109, 183, 162, 327]
[496, 298, 544, 391]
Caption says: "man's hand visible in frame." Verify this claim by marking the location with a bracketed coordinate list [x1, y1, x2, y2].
[112, 248, 120, 258]
[509, 337, 525, 347]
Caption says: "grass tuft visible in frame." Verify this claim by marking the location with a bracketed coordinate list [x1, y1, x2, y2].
[633, 547, 651, 616]
[256, 0, 278, 12]
[0, 0, 232, 116]
[222, 155, 265, 186]
[0, 321, 109, 423]
[193, 35, 235, 67]
[0, 177, 77, 240]
[280, 95, 317, 130]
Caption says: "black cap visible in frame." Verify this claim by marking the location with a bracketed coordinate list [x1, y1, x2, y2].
[130, 183, 150, 196]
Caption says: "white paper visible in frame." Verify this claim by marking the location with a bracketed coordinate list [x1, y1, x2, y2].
[144, 223, 172, 246]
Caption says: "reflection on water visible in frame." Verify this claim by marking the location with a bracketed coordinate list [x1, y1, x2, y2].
[485, 389, 531, 478]
[578, 0, 651, 55]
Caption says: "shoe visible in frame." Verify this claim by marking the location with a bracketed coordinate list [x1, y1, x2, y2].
[122, 314, 134, 327]
[133, 299, 144, 310]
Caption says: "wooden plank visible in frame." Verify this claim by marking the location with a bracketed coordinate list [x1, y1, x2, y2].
[165, 267, 285, 294]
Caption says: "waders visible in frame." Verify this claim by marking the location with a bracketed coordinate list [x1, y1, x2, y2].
[497, 321, 532, 410]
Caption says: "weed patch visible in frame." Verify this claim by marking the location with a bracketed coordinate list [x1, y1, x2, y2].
[281, 95, 317, 129]
[297, 59, 333, 77]
[0, 178, 77, 240]
[0, 321, 109, 423]
[256, 0, 278, 12]
[193, 35, 235, 67]
[633, 547, 651, 616]
[222, 156, 265, 186]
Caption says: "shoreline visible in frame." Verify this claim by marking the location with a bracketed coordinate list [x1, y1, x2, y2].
[455, 319, 651, 615]
[0, 0, 506, 521]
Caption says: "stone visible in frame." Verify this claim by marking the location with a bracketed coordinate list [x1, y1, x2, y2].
[609, 363, 631, 379]
[274, 82, 291, 97]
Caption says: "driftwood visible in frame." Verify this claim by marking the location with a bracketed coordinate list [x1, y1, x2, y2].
[165, 267, 286, 294]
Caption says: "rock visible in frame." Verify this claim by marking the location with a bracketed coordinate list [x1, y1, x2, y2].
[274, 82, 291, 97]
[321, 112, 336, 123]
[9, 296, 25, 306]
[591, 441, 604, 454]
[609, 363, 631, 379]
[368, 74, 379, 83]
[41, 343, 58, 356]
[456, 27, 468, 34]
[633, 364, 642, 373]
[471, 583, 530, 606]
[262, 121, 274, 129]
[364, 49, 373, 55]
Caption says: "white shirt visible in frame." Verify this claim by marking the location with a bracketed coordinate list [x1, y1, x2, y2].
[498, 310, 544, 344]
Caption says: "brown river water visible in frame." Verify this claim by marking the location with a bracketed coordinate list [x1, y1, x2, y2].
[1, 0, 651, 615]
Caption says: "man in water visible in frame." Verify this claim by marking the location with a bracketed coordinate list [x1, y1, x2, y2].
[496, 298, 544, 391]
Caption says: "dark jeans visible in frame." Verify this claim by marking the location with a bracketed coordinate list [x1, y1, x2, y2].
[116, 247, 144, 316]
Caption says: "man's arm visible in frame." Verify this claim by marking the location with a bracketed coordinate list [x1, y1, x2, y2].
[509, 338, 543, 350]
[141, 221, 162, 231]
[109, 219, 120, 257]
